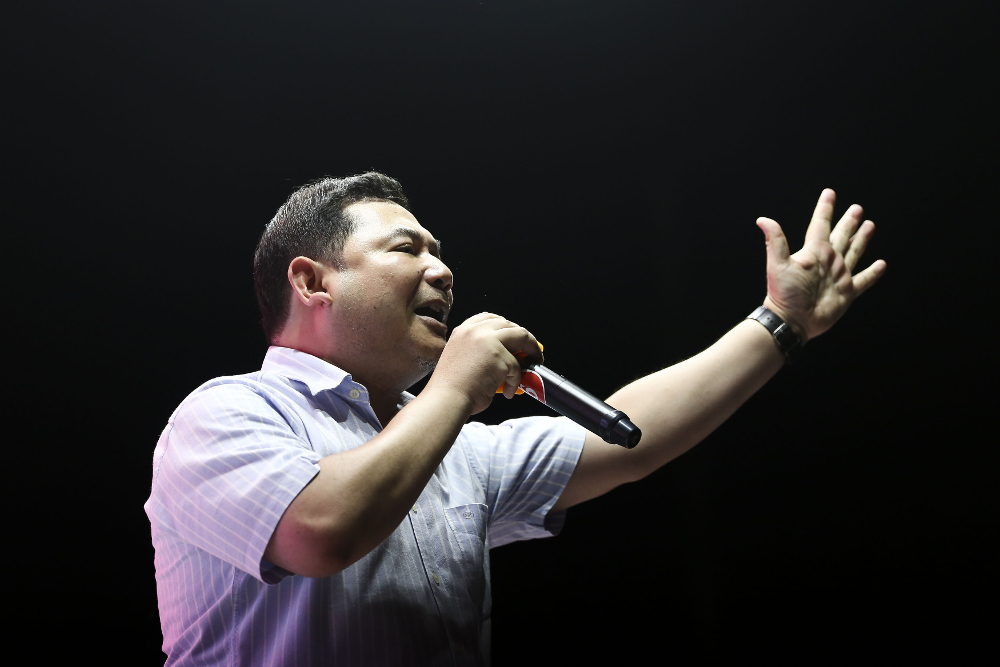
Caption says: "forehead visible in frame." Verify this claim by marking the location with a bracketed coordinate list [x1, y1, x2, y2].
[345, 200, 436, 245]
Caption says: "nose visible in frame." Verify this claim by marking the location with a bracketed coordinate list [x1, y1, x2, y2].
[424, 255, 454, 294]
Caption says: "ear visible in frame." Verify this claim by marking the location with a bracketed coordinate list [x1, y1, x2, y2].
[287, 256, 336, 308]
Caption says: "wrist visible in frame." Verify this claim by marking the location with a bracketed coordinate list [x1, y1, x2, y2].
[418, 381, 478, 419]
[748, 304, 804, 363]
[761, 296, 808, 344]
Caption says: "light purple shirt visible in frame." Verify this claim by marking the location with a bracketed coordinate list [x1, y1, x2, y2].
[145, 346, 585, 666]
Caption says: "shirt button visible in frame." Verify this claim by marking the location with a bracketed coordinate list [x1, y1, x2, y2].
[432, 573, 441, 585]
[411, 506, 418, 513]
[349, 388, 361, 399]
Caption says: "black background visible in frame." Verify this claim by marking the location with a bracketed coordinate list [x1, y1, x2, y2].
[6, 1, 998, 663]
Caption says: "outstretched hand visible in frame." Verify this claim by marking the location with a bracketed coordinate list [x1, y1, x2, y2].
[756, 188, 887, 343]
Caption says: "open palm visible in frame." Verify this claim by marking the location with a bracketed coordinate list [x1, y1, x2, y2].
[757, 189, 887, 343]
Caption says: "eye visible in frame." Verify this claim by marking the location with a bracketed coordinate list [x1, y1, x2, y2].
[394, 244, 416, 254]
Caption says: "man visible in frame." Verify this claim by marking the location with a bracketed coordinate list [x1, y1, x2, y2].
[146, 172, 885, 665]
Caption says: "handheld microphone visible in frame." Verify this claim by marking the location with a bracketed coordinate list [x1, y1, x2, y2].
[508, 364, 642, 449]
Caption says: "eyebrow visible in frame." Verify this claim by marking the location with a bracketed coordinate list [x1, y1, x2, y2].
[385, 226, 442, 256]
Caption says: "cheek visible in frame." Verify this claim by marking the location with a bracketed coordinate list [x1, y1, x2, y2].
[337, 266, 417, 320]
[352, 284, 405, 323]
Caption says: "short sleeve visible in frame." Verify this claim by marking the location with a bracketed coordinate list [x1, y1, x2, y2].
[148, 382, 322, 583]
[460, 415, 586, 548]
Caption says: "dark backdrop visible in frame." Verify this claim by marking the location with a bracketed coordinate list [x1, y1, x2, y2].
[6, 1, 997, 663]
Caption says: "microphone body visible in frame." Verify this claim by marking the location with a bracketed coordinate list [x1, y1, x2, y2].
[517, 364, 642, 449]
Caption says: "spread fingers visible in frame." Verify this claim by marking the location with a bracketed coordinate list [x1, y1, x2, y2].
[830, 204, 864, 255]
[844, 220, 875, 272]
[851, 259, 887, 296]
[804, 188, 837, 244]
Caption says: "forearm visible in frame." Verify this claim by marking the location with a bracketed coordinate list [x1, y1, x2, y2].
[266, 386, 473, 576]
[612, 319, 785, 478]
[558, 190, 884, 510]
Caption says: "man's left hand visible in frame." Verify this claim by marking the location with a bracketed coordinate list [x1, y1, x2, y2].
[756, 188, 887, 343]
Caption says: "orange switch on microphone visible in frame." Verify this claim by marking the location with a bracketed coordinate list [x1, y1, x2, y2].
[496, 343, 543, 394]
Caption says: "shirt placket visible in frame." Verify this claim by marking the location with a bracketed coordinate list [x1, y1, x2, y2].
[408, 496, 477, 665]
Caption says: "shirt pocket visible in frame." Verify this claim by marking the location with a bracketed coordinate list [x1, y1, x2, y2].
[443, 503, 489, 602]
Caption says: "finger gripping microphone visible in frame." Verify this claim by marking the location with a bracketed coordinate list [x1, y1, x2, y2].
[517, 364, 642, 449]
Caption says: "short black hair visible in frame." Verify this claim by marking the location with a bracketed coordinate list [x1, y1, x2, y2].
[253, 172, 410, 341]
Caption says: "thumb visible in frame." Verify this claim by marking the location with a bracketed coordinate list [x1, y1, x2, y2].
[756, 217, 791, 269]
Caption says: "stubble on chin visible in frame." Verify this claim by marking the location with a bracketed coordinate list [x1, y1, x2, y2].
[416, 356, 438, 375]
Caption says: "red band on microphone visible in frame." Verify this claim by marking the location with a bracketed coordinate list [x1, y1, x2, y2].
[518, 370, 545, 403]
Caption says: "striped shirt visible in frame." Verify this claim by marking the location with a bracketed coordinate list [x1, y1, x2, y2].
[145, 346, 585, 666]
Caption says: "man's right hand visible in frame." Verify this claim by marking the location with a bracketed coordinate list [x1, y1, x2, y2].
[264, 313, 543, 578]
[426, 313, 544, 414]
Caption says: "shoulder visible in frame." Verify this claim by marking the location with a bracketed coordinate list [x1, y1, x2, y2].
[168, 370, 302, 422]
[153, 370, 323, 478]
[157, 371, 323, 458]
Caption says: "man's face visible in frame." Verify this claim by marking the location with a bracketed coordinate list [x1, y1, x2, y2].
[324, 200, 453, 388]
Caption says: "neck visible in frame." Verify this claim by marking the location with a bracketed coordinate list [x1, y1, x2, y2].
[273, 340, 417, 428]
[347, 364, 429, 428]
[366, 388, 405, 428]
[274, 314, 428, 427]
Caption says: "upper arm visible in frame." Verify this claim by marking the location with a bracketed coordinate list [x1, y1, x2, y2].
[263, 460, 354, 578]
[551, 430, 641, 511]
[151, 384, 323, 582]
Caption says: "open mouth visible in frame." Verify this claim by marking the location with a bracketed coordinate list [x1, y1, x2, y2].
[414, 304, 448, 324]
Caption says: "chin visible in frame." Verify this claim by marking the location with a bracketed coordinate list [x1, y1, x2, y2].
[415, 356, 438, 375]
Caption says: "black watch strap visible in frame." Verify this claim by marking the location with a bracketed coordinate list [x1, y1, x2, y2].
[747, 305, 803, 363]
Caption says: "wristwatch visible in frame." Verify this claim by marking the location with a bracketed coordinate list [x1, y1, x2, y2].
[747, 305, 803, 363]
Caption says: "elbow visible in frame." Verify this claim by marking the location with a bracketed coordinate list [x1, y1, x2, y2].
[303, 533, 354, 578]
[619, 445, 663, 484]
[266, 513, 357, 578]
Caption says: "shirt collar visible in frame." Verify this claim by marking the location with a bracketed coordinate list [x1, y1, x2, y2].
[262, 346, 368, 401]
